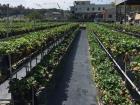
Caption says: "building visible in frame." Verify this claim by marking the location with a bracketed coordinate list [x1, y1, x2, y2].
[70, 1, 116, 22]
[116, 0, 140, 23]
[44, 9, 70, 21]
[2, 14, 25, 21]
[45, 11, 63, 20]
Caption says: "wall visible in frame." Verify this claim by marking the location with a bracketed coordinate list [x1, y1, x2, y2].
[71, 1, 116, 22]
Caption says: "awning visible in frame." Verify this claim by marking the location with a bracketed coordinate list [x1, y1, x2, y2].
[116, 0, 140, 5]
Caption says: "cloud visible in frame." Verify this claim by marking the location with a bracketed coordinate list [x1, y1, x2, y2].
[25, 0, 74, 9]
[0, 0, 114, 9]
[0, 0, 26, 6]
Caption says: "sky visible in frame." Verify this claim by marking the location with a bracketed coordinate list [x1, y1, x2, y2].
[0, 0, 115, 10]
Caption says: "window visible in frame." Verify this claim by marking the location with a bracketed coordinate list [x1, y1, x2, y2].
[98, 7, 101, 11]
[75, 8, 77, 11]
[99, 14, 103, 18]
[87, 8, 90, 11]
[76, 2, 79, 5]
[103, 7, 105, 10]
[82, 2, 85, 5]
[108, 14, 112, 18]
[92, 7, 95, 11]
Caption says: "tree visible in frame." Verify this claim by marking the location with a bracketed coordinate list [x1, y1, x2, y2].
[111, 2, 116, 6]
[26, 11, 43, 21]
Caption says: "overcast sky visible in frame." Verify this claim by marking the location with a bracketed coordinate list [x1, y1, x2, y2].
[0, 0, 115, 10]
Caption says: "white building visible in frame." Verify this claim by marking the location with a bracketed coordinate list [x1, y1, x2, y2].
[70, 1, 116, 21]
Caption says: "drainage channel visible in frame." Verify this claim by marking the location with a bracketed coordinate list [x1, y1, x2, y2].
[93, 33, 140, 102]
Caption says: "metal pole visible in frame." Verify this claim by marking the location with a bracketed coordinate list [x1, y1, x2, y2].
[115, 0, 117, 24]
[8, 55, 12, 77]
[8, 54, 13, 104]
[30, 56, 32, 71]
[115, 6, 117, 24]
[94, 33, 140, 96]
[32, 86, 34, 105]
[6, 4, 9, 38]
[36, 57, 38, 64]
[124, 0, 126, 24]
[41, 46, 43, 59]
[125, 61, 127, 84]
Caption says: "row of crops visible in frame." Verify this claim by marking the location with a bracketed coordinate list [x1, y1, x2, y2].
[99, 22, 140, 35]
[0, 23, 78, 84]
[1, 21, 140, 104]
[87, 23, 140, 104]
[0, 21, 51, 29]
[8, 24, 80, 104]
[0, 21, 66, 39]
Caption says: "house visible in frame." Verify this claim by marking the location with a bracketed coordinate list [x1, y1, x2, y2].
[70, 1, 116, 22]
[44, 11, 63, 20]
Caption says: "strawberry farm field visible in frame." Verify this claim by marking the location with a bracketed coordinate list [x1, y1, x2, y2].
[0, 21, 66, 39]
[0, 22, 140, 105]
[87, 23, 140, 105]
[0, 23, 77, 83]
[0, 22, 80, 104]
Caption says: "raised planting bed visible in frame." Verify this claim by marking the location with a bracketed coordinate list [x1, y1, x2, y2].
[0, 23, 79, 84]
[87, 23, 134, 104]
[0, 22, 66, 39]
[99, 23, 140, 37]
[9, 27, 80, 105]
[87, 23, 140, 103]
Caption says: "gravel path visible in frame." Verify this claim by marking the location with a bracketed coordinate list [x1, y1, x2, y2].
[47, 30, 97, 105]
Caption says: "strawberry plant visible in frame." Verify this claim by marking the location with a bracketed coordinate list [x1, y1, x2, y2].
[0, 22, 66, 39]
[100, 22, 140, 35]
[0, 23, 79, 83]
[87, 23, 140, 99]
[87, 23, 133, 105]
[9, 27, 80, 104]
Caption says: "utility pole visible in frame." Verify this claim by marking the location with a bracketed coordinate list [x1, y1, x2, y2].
[6, 4, 14, 104]
[32, 86, 35, 105]
[57, 3, 61, 10]
[8, 54, 13, 104]
[115, 0, 117, 23]
[57, 3, 65, 20]
[124, 0, 127, 24]
[6, 4, 9, 38]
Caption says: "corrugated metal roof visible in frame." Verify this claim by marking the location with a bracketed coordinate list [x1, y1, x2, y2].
[116, 0, 140, 5]
[116, 0, 126, 5]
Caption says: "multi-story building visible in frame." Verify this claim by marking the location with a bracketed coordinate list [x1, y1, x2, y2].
[70, 1, 116, 22]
